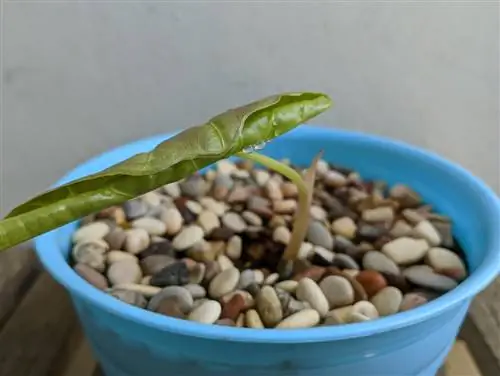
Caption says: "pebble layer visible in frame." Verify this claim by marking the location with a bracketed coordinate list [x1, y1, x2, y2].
[71, 158, 468, 329]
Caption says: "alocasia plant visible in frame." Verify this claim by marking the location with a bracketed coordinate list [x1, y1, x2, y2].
[0, 92, 333, 261]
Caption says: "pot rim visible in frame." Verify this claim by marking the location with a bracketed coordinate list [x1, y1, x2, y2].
[33, 125, 500, 343]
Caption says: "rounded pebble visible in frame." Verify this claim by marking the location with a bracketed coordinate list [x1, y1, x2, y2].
[184, 284, 207, 299]
[148, 286, 193, 312]
[209, 268, 241, 298]
[319, 275, 355, 309]
[72, 240, 107, 272]
[413, 220, 442, 246]
[296, 278, 329, 317]
[131, 217, 167, 236]
[140, 255, 176, 275]
[197, 210, 220, 234]
[150, 261, 189, 287]
[124, 228, 151, 254]
[362, 251, 400, 276]
[400, 292, 428, 311]
[172, 225, 204, 250]
[110, 289, 147, 308]
[355, 270, 387, 298]
[381, 237, 430, 265]
[276, 309, 320, 329]
[403, 265, 458, 292]
[275, 280, 298, 294]
[107, 260, 143, 285]
[256, 286, 283, 327]
[245, 309, 265, 328]
[371, 286, 403, 316]
[74, 263, 109, 290]
[331, 217, 357, 239]
[351, 300, 379, 319]
[107, 250, 138, 264]
[161, 207, 184, 236]
[221, 212, 247, 233]
[307, 221, 334, 250]
[273, 226, 291, 245]
[226, 236, 242, 260]
[73, 222, 110, 243]
[426, 247, 467, 280]
[111, 283, 160, 297]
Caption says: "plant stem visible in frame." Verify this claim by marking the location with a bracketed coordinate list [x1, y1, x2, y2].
[236, 151, 322, 261]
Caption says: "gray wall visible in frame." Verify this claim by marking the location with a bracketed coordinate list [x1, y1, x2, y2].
[2, 1, 499, 216]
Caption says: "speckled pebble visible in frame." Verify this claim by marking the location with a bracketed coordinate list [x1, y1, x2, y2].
[256, 286, 283, 327]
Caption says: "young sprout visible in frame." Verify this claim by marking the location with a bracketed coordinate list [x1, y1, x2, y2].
[0, 92, 332, 251]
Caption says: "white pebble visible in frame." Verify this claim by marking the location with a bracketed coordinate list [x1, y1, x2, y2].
[209, 268, 240, 298]
[217, 255, 235, 271]
[226, 235, 242, 260]
[188, 300, 222, 324]
[172, 225, 204, 250]
[296, 278, 329, 317]
[197, 210, 221, 234]
[413, 220, 442, 246]
[426, 247, 467, 280]
[161, 207, 184, 236]
[276, 309, 320, 329]
[107, 250, 139, 264]
[362, 207, 395, 223]
[73, 222, 110, 243]
[131, 217, 167, 236]
[331, 217, 357, 239]
[273, 226, 291, 245]
[107, 260, 143, 285]
[124, 228, 150, 254]
[382, 237, 430, 265]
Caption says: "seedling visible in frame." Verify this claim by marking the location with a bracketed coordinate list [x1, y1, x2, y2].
[0, 92, 332, 262]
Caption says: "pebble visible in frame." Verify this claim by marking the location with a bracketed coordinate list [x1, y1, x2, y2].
[221, 212, 247, 233]
[139, 240, 174, 258]
[319, 275, 355, 308]
[355, 270, 387, 297]
[217, 160, 237, 174]
[180, 176, 207, 198]
[203, 261, 221, 284]
[400, 292, 428, 311]
[426, 247, 467, 280]
[199, 197, 227, 217]
[276, 309, 321, 329]
[131, 217, 166, 236]
[73, 222, 110, 243]
[72, 240, 107, 272]
[197, 210, 221, 234]
[281, 182, 298, 198]
[216, 318, 236, 326]
[245, 309, 265, 328]
[123, 200, 148, 220]
[310, 205, 328, 221]
[187, 240, 219, 262]
[221, 293, 246, 321]
[188, 262, 206, 285]
[110, 289, 147, 308]
[242, 211, 263, 226]
[362, 207, 395, 223]
[323, 305, 354, 325]
[296, 278, 329, 317]
[172, 225, 204, 250]
[222, 290, 255, 310]
[74, 263, 109, 290]
[273, 200, 297, 214]
[184, 284, 207, 299]
[351, 301, 379, 320]
[402, 209, 426, 224]
[413, 220, 442, 246]
[403, 265, 458, 292]
[247, 196, 273, 218]
[107, 250, 139, 264]
[390, 220, 413, 238]
[297, 242, 314, 260]
[161, 207, 184, 236]
[155, 296, 186, 318]
[389, 184, 421, 208]
[217, 255, 235, 271]
[331, 217, 357, 239]
[111, 283, 160, 297]
[104, 228, 127, 250]
[381, 237, 430, 265]
[227, 186, 250, 204]
[150, 261, 189, 287]
[332, 254, 360, 270]
[226, 236, 242, 260]
[107, 260, 143, 285]
[324, 170, 347, 187]
[238, 269, 257, 290]
[307, 221, 334, 250]
[273, 226, 291, 245]
[371, 286, 403, 316]
[148, 286, 193, 312]
[275, 280, 298, 294]
[256, 286, 283, 327]
[265, 179, 283, 200]
[209, 268, 240, 298]
[312, 246, 335, 266]
[207, 227, 234, 241]
[264, 273, 280, 285]
[362, 251, 400, 276]
[124, 228, 151, 254]
[163, 182, 181, 198]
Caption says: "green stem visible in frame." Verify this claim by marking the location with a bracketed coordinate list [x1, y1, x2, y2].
[235, 152, 308, 195]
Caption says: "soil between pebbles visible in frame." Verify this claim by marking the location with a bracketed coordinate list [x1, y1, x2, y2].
[71, 158, 469, 329]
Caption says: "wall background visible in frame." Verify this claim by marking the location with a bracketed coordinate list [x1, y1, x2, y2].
[1, 1, 499, 215]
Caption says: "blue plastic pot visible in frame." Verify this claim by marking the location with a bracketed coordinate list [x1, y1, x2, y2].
[34, 125, 500, 376]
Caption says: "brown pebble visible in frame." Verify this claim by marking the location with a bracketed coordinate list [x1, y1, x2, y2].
[293, 266, 326, 282]
[216, 318, 236, 326]
[155, 296, 186, 318]
[399, 293, 428, 311]
[74, 263, 109, 290]
[221, 293, 246, 321]
[325, 267, 367, 302]
[355, 270, 387, 297]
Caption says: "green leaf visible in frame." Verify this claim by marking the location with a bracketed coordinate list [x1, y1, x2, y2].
[0, 92, 332, 251]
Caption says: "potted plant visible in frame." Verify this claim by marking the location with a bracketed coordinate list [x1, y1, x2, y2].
[1, 92, 499, 376]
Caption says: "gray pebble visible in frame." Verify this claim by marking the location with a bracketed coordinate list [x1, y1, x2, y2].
[221, 212, 247, 233]
[307, 221, 334, 250]
[148, 286, 193, 312]
[184, 284, 207, 299]
[74, 263, 109, 290]
[332, 253, 360, 270]
[172, 225, 204, 250]
[110, 289, 147, 308]
[150, 261, 189, 287]
[242, 211, 263, 226]
[319, 275, 355, 309]
[371, 286, 403, 316]
[107, 260, 143, 285]
[103, 228, 127, 250]
[238, 269, 256, 290]
[403, 265, 458, 292]
[72, 240, 108, 272]
[256, 286, 283, 327]
[180, 176, 207, 198]
[124, 200, 148, 220]
[362, 251, 400, 275]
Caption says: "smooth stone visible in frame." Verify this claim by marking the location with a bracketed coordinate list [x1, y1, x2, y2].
[238, 269, 257, 290]
[276, 309, 320, 329]
[351, 301, 379, 320]
[161, 207, 184, 236]
[226, 235, 242, 260]
[227, 186, 250, 204]
[123, 199, 148, 220]
[371, 286, 403, 316]
[311, 246, 335, 266]
[362, 207, 395, 223]
[214, 173, 234, 190]
[382, 237, 430, 265]
[72, 240, 108, 272]
[252, 169, 270, 186]
[199, 197, 227, 217]
[332, 253, 360, 270]
[265, 179, 283, 200]
[221, 290, 255, 310]
[389, 184, 421, 208]
[107, 260, 143, 285]
[163, 182, 181, 198]
[138, 240, 174, 258]
[400, 292, 429, 311]
[220, 293, 246, 321]
[254, 270, 265, 285]
[426, 247, 467, 280]
[356, 223, 386, 242]
[209, 268, 241, 298]
[188, 262, 206, 285]
[186, 200, 203, 215]
[232, 169, 250, 179]
[256, 286, 283, 327]
[319, 275, 355, 309]
[355, 270, 387, 297]
[280, 182, 298, 198]
[293, 266, 326, 283]
[264, 273, 280, 286]
[155, 296, 186, 318]
[221, 212, 247, 233]
[172, 225, 204, 250]
[275, 280, 298, 294]
[306, 221, 334, 250]
[403, 265, 458, 292]
[390, 220, 414, 238]
[131, 217, 166, 236]
[180, 176, 207, 198]
[148, 286, 193, 312]
[413, 220, 442, 246]
[74, 263, 109, 290]
[111, 283, 160, 297]
[310, 205, 328, 221]
[362, 251, 400, 276]
[247, 196, 273, 218]
[217, 254, 235, 271]
[242, 211, 263, 226]
[245, 309, 265, 328]
[197, 210, 220, 234]
[184, 284, 207, 299]
[73, 222, 110, 243]
[124, 228, 151, 254]
[103, 228, 127, 250]
[110, 289, 147, 308]
[207, 227, 235, 241]
[324, 170, 347, 187]
[297, 242, 315, 260]
[203, 261, 221, 284]
[331, 217, 357, 239]
[150, 261, 189, 287]
[140, 255, 176, 276]
[296, 278, 329, 317]
[187, 240, 218, 262]
[402, 209, 426, 224]
[323, 305, 354, 325]
[107, 250, 138, 264]
[273, 200, 297, 214]
[217, 160, 237, 174]
[273, 226, 291, 245]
